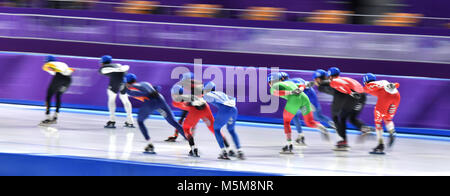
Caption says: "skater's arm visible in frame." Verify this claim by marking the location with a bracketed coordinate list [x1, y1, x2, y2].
[330, 79, 352, 95]
[172, 100, 191, 110]
[100, 64, 129, 75]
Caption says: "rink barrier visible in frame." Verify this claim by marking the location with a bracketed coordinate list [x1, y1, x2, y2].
[0, 152, 280, 176]
[0, 52, 449, 131]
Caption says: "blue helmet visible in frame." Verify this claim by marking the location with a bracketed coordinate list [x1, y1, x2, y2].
[280, 72, 289, 80]
[124, 73, 137, 83]
[45, 55, 56, 62]
[267, 72, 282, 83]
[171, 85, 184, 95]
[313, 69, 327, 79]
[204, 81, 216, 92]
[100, 55, 112, 64]
[363, 73, 376, 83]
[180, 72, 194, 81]
[328, 67, 340, 76]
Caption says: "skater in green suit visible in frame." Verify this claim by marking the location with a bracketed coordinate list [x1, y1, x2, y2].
[268, 73, 329, 154]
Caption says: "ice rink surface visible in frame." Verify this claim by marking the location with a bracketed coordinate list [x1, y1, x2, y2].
[0, 103, 449, 176]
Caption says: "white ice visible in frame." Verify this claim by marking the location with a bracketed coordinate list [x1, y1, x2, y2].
[0, 103, 449, 176]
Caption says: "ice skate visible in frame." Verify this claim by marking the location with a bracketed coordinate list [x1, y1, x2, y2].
[164, 136, 178, 142]
[333, 140, 350, 151]
[295, 135, 306, 146]
[104, 121, 116, 129]
[280, 144, 294, 154]
[318, 125, 330, 141]
[228, 149, 236, 157]
[143, 143, 156, 154]
[388, 131, 396, 147]
[218, 150, 230, 160]
[189, 148, 200, 157]
[124, 122, 135, 128]
[39, 117, 57, 126]
[370, 143, 385, 155]
[237, 150, 245, 160]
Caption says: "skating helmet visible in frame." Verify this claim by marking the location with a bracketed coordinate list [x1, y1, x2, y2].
[313, 69, 327, 79]
[280, 72, 289, 81]
[125, 73, 137, 83]
[180, 72, 194, 81]
[45, 55, 57, 62]
[363, 73, 376, 84]
[267, 72, 282, 83]
[203, 81, 216, 92]
[171, 84, 184, 95]
[100, 55, 112, 64]
[328, 67, 340, 76]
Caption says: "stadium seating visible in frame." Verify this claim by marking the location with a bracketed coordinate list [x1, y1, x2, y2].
[115, 0, 159, 14]
[176, 4, 222, 18]
[306, 10, 352, 24]
[241, 7, 285, 21]
[374, 13, 423, 27]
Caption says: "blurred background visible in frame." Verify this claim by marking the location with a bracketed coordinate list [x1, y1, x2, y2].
[0, 0, 449, 27]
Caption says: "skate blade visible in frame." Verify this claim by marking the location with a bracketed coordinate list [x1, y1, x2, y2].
[279, 151, 295, 155]
[333, 147, 350, 151]
[369, 151, 385, 155]
[164, 139, 177, 143]
[104, 127, 116, 129]
[294, 143, 307, 147]
[189, 155, 200, 158]
[143, 151, 156, 155]
[218, 157, 231, 160]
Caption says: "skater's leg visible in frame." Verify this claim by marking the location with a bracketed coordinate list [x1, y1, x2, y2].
[45, 88, 53, 117]
[226, 109, 241, 150]
[107, 89, 118, 122]
[137, 102, 156, 141]
[175, 110, 188, 137]
[156, 98, 187, 139]
[292, 113, 303, 134]
[119, 92, 134, 124]
[283, 109, 296, 142]
[213, 114, 228, 150]
[374, 109, 385, 144]
[337, 110, 350, 142]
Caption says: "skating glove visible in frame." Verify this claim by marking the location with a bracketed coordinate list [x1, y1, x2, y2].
[350, 91, 361, 99]
[291, 88, 303, 95]
[305, 81, 315, 88]
[386, 83, 397, 90]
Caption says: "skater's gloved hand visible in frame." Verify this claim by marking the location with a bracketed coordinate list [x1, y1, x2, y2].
[305, 81, 315, 88]
[291, 87, 304, 95]
[194, 104, 206, 110]
[191, 97, 206, 106]
[386, 83, 396, 90]
[350, 91, 361, 99]
[148, 91, 159, 98]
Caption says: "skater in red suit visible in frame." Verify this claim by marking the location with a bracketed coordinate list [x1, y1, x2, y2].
[363, 73, 401, 155]
[171, 84, 231, 158]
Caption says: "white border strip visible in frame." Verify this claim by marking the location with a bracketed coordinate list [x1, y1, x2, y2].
[1, 35, 449, 65]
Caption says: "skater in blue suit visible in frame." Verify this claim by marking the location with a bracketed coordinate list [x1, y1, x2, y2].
[203, 81, 245, 160]
[124, 73, 187, 154]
